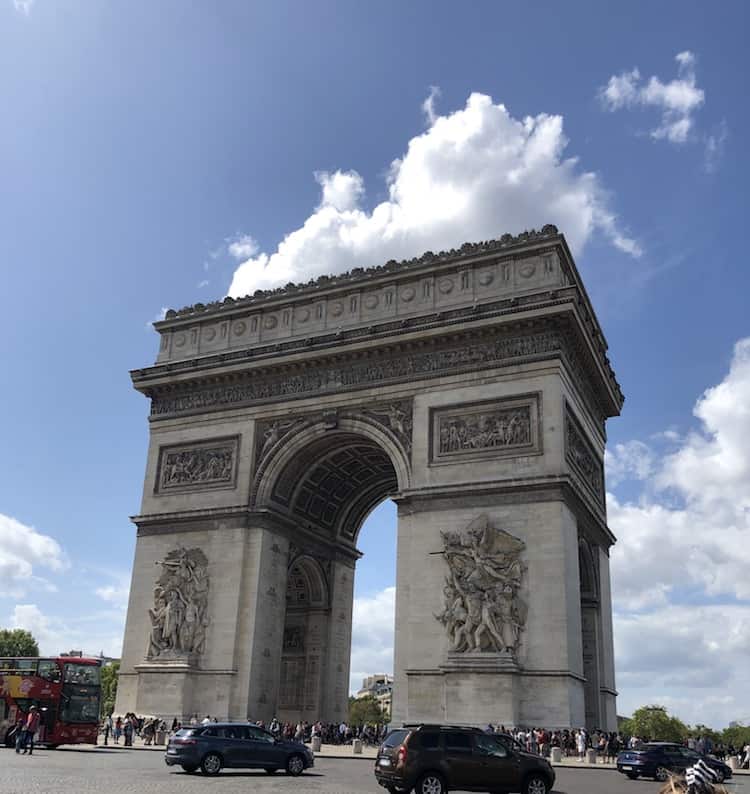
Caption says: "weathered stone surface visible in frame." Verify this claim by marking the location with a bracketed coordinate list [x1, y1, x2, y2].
[117, 229, 622, 730]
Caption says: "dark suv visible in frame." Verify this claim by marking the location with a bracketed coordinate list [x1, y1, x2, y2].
[164, 722, 314, 776]
[374, 724, 555, 794]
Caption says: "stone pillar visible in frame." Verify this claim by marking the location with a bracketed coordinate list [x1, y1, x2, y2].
[596, 547, 618, 731]
[242, 528, 290, 723]
[321, 558, 355, 724]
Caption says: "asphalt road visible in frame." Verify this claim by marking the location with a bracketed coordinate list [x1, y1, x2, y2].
[1, 746, 747, 794]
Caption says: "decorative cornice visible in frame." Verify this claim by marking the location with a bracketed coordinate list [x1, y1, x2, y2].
[160, 225, 561, 322]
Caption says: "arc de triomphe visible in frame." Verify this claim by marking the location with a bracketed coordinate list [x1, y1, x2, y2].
[116, 225, 622, 730]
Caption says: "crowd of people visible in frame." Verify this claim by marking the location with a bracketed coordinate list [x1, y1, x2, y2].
[97, 712, 750, 769]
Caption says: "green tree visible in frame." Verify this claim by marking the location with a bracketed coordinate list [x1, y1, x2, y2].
[621, 705, 688, 742]
[0, 628, 39, 657]
[721, 724, 750, 750]
[348, 695, 384, 725]
[100, 662, 120, 716]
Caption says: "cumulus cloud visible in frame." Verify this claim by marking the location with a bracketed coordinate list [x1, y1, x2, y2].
[615, 604, 750, 727]
[95, 573, 131, 612]
[9, 604, 124, 658]
[609, 338, 750, 725]
[13, 0, 34, 15]
[600, 51, 705, 143]
[605, 440, 655, 486]
[349, 586, 395, 694]
[227, 234, 259, 261]
[228, 91, 639, 297]
[0, 513, 67, 597]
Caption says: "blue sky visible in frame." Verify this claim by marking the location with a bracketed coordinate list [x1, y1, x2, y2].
[1, 1, 748, 727]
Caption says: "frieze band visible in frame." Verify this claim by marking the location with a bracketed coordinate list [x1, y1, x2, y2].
[151, 331, 562, 418]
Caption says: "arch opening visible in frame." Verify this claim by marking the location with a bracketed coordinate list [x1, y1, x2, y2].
[265, 427, 401, 724]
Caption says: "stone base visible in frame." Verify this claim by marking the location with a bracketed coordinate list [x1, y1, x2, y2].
[440, 651, 520, 673]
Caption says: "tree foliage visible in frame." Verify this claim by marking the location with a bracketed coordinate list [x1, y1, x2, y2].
[348, 695, 384, 725]
[620, 705, 688, 743]
[100, 662, 120, 716]
[0, 628, 39, 657]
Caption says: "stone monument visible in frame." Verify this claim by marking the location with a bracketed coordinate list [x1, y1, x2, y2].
[115, 225, 622, 729]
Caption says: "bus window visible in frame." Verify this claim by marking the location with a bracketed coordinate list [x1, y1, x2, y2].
[38, 660, 62, 683]
[63, 663, 100, 686]
[15, 660, 37, 674]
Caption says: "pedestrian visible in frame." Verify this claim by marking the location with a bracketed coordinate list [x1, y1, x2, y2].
[114, 715, 122, 744]
[21, 706, 41, 755]
[104, 713, 113, 745]
[13, 714, 25, 754]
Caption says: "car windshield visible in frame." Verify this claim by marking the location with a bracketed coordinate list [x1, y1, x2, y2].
[382, 729, 409, 748]
[175, 729, 199, 737]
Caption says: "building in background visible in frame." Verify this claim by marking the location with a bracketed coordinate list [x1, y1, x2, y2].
[357, 674, 393, 718]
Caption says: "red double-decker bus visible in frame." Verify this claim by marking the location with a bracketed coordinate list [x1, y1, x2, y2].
[0, 656, 101, 748]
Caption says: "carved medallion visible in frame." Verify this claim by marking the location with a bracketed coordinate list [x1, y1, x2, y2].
[435, 515, 527, 657]
[147, 546, 210, 661]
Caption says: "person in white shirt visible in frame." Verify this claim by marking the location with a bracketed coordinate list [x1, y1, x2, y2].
[201, 715, 211, 725]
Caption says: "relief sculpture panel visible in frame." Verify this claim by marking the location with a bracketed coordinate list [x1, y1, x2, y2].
[436, 515, 527, 659]
[431, 394, 540, 463]
[147, 546, 210, 662]
[564, 406, 604, 505]
[156, 436, 238, 493]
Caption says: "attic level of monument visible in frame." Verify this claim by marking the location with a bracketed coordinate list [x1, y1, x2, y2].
[135, 230, 623, 425]
[149, 226, 615, 378]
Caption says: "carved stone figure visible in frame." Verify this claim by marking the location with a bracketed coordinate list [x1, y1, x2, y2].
[146, 546, 210, 660]
[436, 515, 527, 657]
[438, 406, 532, 455]
[160, 444, 234, 489]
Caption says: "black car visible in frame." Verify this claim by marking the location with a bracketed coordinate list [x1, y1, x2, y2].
[374, 724, 555, 794]
[616, 742, 732, 783]
[164, 722, 314, 776]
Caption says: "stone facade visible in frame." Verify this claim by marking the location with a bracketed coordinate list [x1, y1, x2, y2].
[116, 226, 622, 729]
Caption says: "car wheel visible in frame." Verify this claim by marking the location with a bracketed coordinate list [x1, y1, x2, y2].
[416, 772, 447, 794]
[201, 752, 223, 776]
[265, 767, 278, 774]
[285, 753, 305, 776]
[654, 766, 669, 782]
[714, 770, 725, 783]
[181, 764, 198, 774]
[626, 772, 639, 779]
[523, 774, 550, 794]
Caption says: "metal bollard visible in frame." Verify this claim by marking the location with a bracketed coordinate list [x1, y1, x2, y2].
[353, 738, 363, 754]
[551, 747, 562, 763]
[311, 736, 322, 753]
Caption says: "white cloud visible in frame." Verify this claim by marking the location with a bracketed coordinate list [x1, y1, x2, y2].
[615, 604, 750, 727]
[197, 279, 210, 289]
[0, 513, 67, 598]
[609, 337, 750, 726]
[146, 306, 168, 329]
[600, 51, 705, 143]
[422, 85, 441, 125]
[349, 586, 395, 694]
[605, 440, 655, 486]
[9, 604, 123, 659]
[95, 573, 131, 612]
[704, 120, 729, 175]
[228, 91, 639, 297]
[227, 234, 259, 261]
[13, 0, 34, 15]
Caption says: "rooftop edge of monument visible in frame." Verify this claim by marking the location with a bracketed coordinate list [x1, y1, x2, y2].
[158, 224, 561, 323]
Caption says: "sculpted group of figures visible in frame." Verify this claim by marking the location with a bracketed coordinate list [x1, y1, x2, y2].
[161, 446, 233, 488]
[439, 407, 531, 455]
[437, 516, 528, 656]
[147, 547, 210, 659]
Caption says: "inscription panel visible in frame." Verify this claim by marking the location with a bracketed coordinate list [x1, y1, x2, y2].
[430, 393, 541, 464]
[155, 436, 239, 494]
